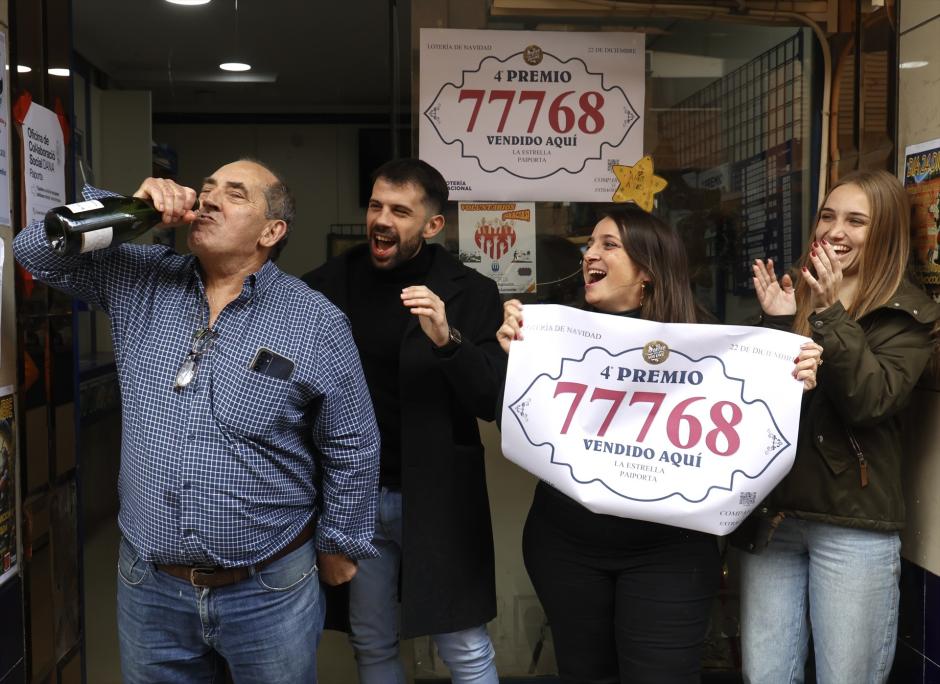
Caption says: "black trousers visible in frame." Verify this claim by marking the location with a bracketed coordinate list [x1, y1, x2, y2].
[523, 483, 721, 684]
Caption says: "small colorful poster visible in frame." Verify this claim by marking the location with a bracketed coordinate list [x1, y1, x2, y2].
[420, 28, 644, 201]
[458, 201, 536, 294]
[0, 393, 17, 586]
[904, 138, 940, 300]
[501, 305, 808, 535]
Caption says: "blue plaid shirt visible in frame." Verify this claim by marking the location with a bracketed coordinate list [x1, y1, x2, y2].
[14, 186, 379, 566]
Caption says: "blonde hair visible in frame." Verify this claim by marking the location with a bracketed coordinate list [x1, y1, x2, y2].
[792, 169, 910, 336]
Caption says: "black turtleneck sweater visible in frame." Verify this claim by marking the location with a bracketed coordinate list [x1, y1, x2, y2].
[346, 244, 434, 489]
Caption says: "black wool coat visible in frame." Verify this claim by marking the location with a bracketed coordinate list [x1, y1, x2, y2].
[303, 243, 505, 638]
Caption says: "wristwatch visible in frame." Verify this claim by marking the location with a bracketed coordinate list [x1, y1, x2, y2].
[435, 326, 463, 355]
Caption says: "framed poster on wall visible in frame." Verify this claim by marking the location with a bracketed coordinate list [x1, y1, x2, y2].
[419, 28, 644, 202]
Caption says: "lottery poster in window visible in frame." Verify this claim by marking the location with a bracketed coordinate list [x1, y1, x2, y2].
[0, 393, 16, 586]
[501, 305, 808, 535]
[458, 202, 536, 294]
[904, 138, 940, 301]
[420, 28, 644, 201]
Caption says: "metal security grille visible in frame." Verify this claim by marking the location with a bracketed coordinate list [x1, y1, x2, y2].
[658, 31, 807, 295]
[659, 31, 804, 170]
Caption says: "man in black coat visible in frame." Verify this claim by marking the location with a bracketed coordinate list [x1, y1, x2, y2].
[303, 158, 504, 682]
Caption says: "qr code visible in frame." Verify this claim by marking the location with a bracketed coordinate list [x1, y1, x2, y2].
[607, 159, 620, 171]
[739, 491, 757, 506]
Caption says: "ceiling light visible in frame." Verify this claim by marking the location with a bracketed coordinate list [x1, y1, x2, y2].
[17, 65, 31, 73]
[166, 0, 212, 5]
[219, 62, 251, 72]
[48, 68, 70, 77]
[899, 60, 928, 69]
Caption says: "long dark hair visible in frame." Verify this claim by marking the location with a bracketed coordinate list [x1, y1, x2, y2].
[602, 204, 701, 324]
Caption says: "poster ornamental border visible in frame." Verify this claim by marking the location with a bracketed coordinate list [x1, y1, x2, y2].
[507, 345, 792, 504]
[423, 51, 641, 181]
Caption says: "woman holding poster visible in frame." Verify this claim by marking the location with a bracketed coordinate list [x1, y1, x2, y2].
[498, 204, 818, 683]
[742, 169, 940, 684]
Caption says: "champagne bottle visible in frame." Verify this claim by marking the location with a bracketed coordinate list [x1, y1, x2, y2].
[44, 195, 195, 255]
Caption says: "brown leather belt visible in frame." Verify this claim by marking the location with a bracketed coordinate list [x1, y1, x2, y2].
[156, 521, 316, 588]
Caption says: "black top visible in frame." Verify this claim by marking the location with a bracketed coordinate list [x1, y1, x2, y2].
[346, 243, 434, 489]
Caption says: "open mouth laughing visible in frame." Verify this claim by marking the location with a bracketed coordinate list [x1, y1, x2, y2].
[370, 230, 398, 259]
[829, 243, 851, 256]
[585, 267, 607, 285]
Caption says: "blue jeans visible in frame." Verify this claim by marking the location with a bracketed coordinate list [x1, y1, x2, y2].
[739, 518, 900, 684]
[116, 534, 325, 684]
[348, 487, 498, 684]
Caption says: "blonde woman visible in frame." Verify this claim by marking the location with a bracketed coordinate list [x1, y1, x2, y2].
[742, 169, 940, 684]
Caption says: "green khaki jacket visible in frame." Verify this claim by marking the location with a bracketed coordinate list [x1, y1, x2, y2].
[756, 279, 940, 535]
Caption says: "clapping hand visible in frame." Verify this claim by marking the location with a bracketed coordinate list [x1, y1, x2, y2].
[752, 258, 796, 316]
[802, 240, 842, 313]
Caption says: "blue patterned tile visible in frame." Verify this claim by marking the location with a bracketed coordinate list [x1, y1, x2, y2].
[926, 568, 940, 665]
[0, 577, 24, 680]
[891, 640, 924, 683]
[0, 660, 24, 684]
[901, 558, 926, 654]
[925, 657, 940, 684]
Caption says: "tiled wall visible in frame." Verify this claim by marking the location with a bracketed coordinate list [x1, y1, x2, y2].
[894, 1, 940, 681]
[0, 576, 24, 683]
[894, 559, 940, 682]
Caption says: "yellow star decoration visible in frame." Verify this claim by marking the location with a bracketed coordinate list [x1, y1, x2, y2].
[611, 156, 668, 212]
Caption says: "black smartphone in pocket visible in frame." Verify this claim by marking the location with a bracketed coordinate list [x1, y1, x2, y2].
[249, 347, 295, 380]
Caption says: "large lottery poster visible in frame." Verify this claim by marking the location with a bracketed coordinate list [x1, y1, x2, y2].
[904, 138, 940, 301]
[420, 29, 645, 202]
[501, 305, 808, 535]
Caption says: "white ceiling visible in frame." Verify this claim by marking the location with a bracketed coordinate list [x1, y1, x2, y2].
[73, 0, 413, 114]
[72, 1, 799, 116]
